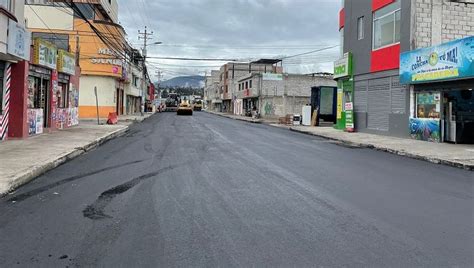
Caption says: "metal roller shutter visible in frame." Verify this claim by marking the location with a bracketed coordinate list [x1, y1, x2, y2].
[390, 76, 406, 114]
[367, 77, 390, 131]
[354, 80, 368, 112]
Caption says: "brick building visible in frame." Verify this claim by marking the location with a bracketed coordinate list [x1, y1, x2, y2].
[235, 73, 336, 119]
[336, 0, 474, 144]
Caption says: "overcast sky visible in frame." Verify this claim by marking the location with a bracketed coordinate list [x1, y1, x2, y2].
[117, 0, 341, 81]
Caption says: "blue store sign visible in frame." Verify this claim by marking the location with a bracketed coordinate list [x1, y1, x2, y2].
[400, 36, 474, 84]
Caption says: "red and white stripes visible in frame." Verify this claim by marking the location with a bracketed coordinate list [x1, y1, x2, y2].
[0, 63, 11, 141]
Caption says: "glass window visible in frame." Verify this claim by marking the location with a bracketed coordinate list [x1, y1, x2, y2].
[373, 1, 401, 50]
[250, 80, 252, 88]
[245, 81, 248, 89]
[357, 16, 364, 40]
[32, 32, 69, 51]
[416, 93, 441, 119]
[74, 3, 94, 19]
[0, 0, 11, 11]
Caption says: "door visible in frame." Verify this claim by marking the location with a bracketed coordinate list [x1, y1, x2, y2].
[367, 78, 390, 131]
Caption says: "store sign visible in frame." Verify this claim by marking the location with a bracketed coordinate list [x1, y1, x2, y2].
[57, 50, 76, 75]
[7, 20, 31, 60]
[91, 47, 123, 65]
[345, 102, 354, 130]
[336, 88, 343, 119]
[33, 38, 57, 69]
[262, 73, 283, 81]
[334, 52, 352, 79]
[400, 36, 474, 84]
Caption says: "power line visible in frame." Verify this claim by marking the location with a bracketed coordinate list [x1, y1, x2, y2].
[281, 45, 340, 59]
[146, 56, 240, 61]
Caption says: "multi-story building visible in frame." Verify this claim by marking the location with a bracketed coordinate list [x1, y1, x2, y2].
[1, 0, 38, 141]
[336, 0, 474, 144]
[218, 60, 282, 113]
[204, 70, 220, 111]
[25, 0, 130, 119]
[236, 73, 336, 118]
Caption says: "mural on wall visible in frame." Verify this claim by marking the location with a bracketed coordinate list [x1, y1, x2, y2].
[264, 101, 274, 116]
[409, 118, 441, 142]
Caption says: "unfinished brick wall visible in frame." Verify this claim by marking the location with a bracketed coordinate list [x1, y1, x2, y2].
[414, 0, 474, 48]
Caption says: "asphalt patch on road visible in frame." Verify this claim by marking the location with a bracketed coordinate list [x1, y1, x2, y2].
[82, 164, 178, 220]
[7, 159, 147, 203]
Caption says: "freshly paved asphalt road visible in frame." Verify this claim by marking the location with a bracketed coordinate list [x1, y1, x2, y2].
[0, 112, 473, 267]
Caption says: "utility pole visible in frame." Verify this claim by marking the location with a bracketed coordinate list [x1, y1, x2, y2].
[138, 26, 153, 58]
[138, 26, 153, 114]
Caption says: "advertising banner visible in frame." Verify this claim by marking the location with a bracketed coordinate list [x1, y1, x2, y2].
[400, 36, 474, 84]
[28, 109, 44, 136]
[7, 20, 31, 60]
[57, 50, 76, 75]
[262, 73, 283, 81]
[334, 52, 353, 79]
[33, 38, 57, 70]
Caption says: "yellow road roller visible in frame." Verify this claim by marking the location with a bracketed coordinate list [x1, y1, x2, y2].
[177, 100, 193, 116]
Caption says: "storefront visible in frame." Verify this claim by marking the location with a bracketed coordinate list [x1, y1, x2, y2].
[333, 52, 354, 131]
[28, 38, 57, 136]
[56, 49, 79, 129]
[401, 36, 474, 144]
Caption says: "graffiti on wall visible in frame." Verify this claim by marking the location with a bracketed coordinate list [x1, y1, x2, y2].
[409, 118, 441, 142]
[264, 101, 274, 116]
[56, 107, 79, 129]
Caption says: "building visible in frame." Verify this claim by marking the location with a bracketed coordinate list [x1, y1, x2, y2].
[25, 0, 130, 119]
[235, 72, 336, 118]
[336, 0, 474, 144]
[1, 0, 31, 141]
[218, 60, 282, 113]
[204, 70, 220, 111]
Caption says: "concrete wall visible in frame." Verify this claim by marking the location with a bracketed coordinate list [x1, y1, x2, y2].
[25, 5, 74, 30]
[78, 75, 117, 118]
[413, 0, 474, 48]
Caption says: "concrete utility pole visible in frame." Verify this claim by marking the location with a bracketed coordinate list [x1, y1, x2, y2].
[138, 26, 153, 113]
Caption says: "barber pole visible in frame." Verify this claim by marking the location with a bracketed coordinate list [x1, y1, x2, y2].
[0, 63, 11, 141]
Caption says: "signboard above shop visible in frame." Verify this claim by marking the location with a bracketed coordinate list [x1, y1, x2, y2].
[334, 52, 352, 79]
[57, 50, 76, 75]
[7, 20, 31, 61]
[400, 36, 474, 84]
[33, 38, 57, 70]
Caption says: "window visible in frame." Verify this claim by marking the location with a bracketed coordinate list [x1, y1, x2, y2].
[245, 81, 248, 89]
[73, 3, 94, 20]
[373, 0, 401, 50]
[239, 84, 241, 91]
[32, 32, 69, 51]
[249, 80, 252, 88]
[416, 93, 440, 119]
[0, 0, 12, 11]
[357, 16, 364, 40]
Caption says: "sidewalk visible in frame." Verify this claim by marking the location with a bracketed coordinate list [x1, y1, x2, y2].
[206, 110, 278, 124]
[273, 125, 474, 171]
[0, 113, 153, 196]
[205, 110, 473, 170]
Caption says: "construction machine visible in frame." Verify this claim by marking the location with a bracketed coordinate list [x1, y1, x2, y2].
[193, 98, 203, 111]
[165, 93, 180, 112]
[177, 99, 193, 116]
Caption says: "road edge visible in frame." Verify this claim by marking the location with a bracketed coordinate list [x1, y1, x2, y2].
[205, 111, 473, 171]
[1, 126, 130, 197]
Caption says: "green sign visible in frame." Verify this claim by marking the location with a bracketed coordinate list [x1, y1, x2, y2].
[334, 52, 352, 79]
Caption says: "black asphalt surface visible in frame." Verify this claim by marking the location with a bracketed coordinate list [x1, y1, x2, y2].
[0, 112, 473, 267]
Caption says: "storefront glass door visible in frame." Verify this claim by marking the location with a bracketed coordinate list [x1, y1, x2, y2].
[443, 89, 474, 144]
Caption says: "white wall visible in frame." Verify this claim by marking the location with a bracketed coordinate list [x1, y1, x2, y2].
[25, 5, 73, 30]
[79, 76, 116, 106]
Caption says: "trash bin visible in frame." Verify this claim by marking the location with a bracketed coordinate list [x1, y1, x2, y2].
[293, 114, 301, 125]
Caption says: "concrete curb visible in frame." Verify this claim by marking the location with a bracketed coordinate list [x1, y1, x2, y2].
[287, 127, 474, 171]
[1, 127, 130, 196]
[205, 110, 263, 124]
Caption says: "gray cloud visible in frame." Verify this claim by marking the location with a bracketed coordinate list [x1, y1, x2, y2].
[118, 0, 341, 80]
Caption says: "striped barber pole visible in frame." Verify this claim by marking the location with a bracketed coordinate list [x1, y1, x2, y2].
[0, 63, 11, 141]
